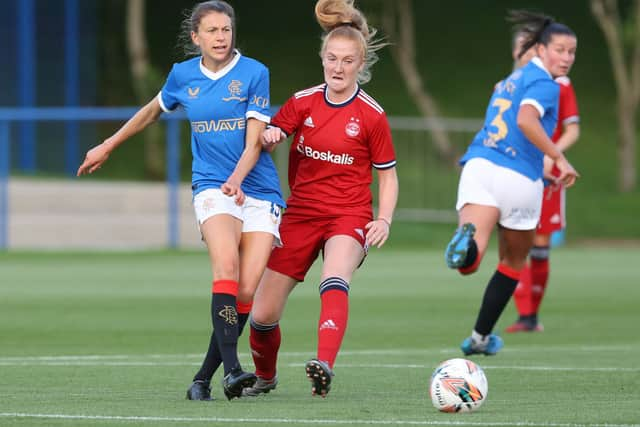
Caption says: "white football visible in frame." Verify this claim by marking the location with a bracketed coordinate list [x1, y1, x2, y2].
[429, 358, 488, 413]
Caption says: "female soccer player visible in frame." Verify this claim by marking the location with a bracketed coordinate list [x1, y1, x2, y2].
[77, 0, 285, 401]
[506, 33, 581, 333]
[242, 0, 398, 398]
[444, 10, 579, 356]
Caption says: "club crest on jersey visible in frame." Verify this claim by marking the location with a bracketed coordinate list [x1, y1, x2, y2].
[187, 87, 200, 99]
[222, 80, 247, 102]
[345, 117, 360, 137]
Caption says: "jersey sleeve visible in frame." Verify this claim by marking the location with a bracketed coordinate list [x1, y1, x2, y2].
[520, 78, 559, 118]
[270, 96, 300, 137]
[158, 64, 181, 113]
[369, 113, 396, 169]
[246, 65, 271, 123]
[558, 81, 579, 126]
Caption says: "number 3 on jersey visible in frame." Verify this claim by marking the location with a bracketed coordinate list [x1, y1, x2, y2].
[485, 98, 512, 147]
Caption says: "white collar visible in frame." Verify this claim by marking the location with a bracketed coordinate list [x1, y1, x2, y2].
[199, 49, 241, 80]
[531, 56, 552, 78]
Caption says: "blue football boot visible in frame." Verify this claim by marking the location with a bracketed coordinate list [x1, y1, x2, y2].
[445, 223, 476, 269]
[460, 334, 504, 356]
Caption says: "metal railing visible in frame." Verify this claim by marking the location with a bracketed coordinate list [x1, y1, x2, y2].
[0, 107, 185, 250]
[0, 107, 485, 250]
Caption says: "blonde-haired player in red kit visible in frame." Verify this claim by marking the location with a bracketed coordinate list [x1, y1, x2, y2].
[506, 31, 580, 333]
[242, 0, 398, 398]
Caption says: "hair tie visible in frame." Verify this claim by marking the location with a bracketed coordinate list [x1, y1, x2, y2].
[339, 21, 359, 30]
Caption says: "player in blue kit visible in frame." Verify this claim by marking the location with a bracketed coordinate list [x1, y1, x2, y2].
[443, 10, 579, 356]
[77, 1, 285, 401]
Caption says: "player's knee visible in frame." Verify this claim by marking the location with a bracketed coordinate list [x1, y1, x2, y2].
[213, 258, 239, 280]
[249, 301, 281, 325]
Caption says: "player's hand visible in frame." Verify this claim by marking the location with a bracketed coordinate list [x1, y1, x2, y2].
[365, 218, 390, 248]
[262, 126, 287, 151]
[553, 155, 579, 188]
[542, 155, 561, 191]
[77, 142, 112, 176]
[221, 180, 245, 205]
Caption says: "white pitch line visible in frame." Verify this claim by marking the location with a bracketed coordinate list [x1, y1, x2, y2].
[0, 360, 637, 372]
[0, 354, 205, 361]
[0, 361, 203, 366]
[290, 364, 640, 372]
[0, 350, 442, 362]
[0, 344, 638, 362]
[0, 413, 638, 427]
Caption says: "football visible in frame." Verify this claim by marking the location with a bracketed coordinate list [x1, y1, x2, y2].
[429, 358, 488, 413]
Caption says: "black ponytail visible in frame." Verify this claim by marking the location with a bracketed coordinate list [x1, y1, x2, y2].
[507, 10, 574, 59]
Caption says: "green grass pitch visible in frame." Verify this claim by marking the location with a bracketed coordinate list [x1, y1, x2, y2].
[0, 247, 638, 426]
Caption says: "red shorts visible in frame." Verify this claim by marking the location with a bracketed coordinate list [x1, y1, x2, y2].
[537, 184, 565, 234]
[267, 213, 369, 282]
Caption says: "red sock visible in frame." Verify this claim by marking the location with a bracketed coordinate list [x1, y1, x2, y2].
[530, 257, 550, 314]
[236, 301, 252, 316]
[317, 288, 349, 368]
[512, 263, 534, 317]
[249, 323, 280, 380]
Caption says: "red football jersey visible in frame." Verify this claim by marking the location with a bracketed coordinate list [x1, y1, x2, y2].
[537, 77, 578, 234]
[272, 84, 396, 218]
[551, 76, 579, 142]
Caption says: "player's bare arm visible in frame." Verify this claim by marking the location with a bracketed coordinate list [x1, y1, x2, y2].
[517, 105, 579, 187]
[365, 167, 399, 248]
[222, 118, 266, 205]
[77, 97, 162, 176]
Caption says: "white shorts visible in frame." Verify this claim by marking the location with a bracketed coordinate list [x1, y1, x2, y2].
[456, 157, 543, 230]
[193, 188, 283, 246]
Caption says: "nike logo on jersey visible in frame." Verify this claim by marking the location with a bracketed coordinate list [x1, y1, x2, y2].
[304, 116, 315, 127]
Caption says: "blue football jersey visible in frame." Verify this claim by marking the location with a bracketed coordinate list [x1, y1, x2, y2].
[460, 57, 560, 181]
[159, 51, 285, 206]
